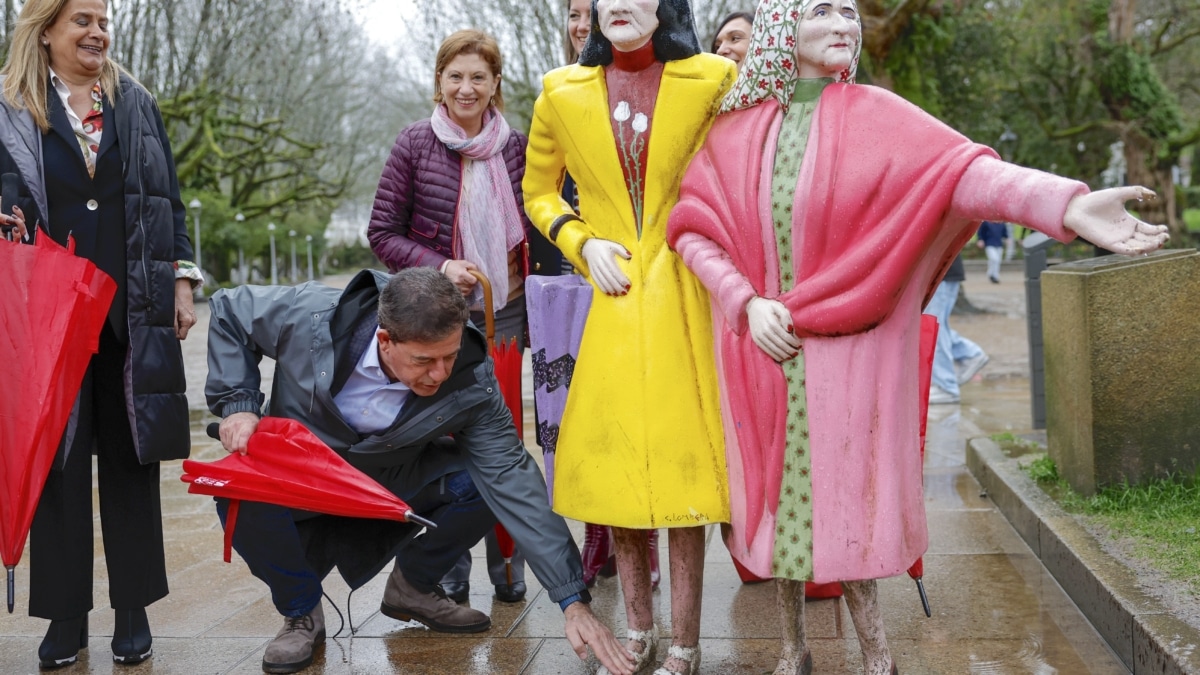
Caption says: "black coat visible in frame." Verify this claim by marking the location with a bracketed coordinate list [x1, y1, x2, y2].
[0, 73, 191, 463]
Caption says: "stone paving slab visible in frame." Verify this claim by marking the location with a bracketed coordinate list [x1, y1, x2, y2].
[967, 436, 1200, 674]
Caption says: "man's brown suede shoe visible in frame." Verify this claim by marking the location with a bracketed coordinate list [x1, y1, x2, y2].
[262, 604, 325, 674]
[380, 563, 491, 633]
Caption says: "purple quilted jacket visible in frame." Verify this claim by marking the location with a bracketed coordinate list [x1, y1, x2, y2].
[368, 118, 531, 273]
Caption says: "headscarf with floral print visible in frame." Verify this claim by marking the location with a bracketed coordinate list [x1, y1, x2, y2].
[720, 0, 862, 113]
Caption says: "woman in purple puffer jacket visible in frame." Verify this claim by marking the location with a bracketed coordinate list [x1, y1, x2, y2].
[367, 28, 532, 605]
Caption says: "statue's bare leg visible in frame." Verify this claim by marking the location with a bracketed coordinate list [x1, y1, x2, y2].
[656, 526, 705, 674]
[605, 527, 657, 673]
[773, 578, 812, 675]
[841, 579, 894, 675]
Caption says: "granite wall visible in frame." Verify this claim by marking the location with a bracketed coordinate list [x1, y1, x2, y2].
[1043, 249, 1200, 495]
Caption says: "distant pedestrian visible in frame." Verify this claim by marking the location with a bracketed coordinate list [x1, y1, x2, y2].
[978, 220, 1008, 283]
[924, 256, 989, 405]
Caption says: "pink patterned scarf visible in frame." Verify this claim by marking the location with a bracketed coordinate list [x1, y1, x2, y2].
[430, 105, 525, 311]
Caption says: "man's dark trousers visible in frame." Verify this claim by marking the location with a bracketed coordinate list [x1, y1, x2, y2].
[216, 464, 495, 617]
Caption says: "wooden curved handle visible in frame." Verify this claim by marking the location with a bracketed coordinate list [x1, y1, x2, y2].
[466, 269, 494, 343]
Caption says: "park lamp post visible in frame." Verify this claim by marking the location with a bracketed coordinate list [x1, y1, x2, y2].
[305, 235, 314, 281]
[267, 222, 278, 285]
[235, 213, 246, 284]
[188, 198, 202, 280]
[998, 128, 1018, 162]
[289, 230, 298, 282]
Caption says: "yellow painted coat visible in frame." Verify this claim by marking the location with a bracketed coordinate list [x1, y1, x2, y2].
[523, 54, 735, 528]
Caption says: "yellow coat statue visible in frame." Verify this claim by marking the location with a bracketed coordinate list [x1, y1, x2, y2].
[523, 52, 735, 528]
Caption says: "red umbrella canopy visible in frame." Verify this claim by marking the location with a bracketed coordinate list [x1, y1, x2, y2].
[182, 417, 432, 562]
[0, 234, 116, 611]
[906, 314, 939, 617]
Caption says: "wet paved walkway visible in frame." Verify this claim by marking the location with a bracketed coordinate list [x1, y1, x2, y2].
[0, 266, 1130, 673]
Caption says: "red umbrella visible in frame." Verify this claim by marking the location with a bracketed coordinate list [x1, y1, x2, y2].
[908, 313, 940, 617]
[0, 234, 116, 612]
[467, 271, 521, 585]
[183, 417, 434, 564]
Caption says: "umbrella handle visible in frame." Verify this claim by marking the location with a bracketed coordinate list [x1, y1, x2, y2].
[467, 270, 495, 345]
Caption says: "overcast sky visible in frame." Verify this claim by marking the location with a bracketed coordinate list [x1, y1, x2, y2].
[359, 0, 419, 48]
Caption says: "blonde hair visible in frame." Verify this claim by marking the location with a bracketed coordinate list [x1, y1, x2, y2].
[1, 0, 122, 132]
[432, 29, 504, 113]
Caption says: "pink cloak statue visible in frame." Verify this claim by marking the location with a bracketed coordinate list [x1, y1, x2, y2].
[667, 82, 1085, 583]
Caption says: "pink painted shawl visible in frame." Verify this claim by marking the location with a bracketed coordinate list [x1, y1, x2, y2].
[668, 83, 1067, 580]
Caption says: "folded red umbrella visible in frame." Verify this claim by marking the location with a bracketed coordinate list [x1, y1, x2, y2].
[182, 417, 434, 563]
[468, 270, 521, 584]
[907, 313, 939, 617]
[0, 233, 116, 612]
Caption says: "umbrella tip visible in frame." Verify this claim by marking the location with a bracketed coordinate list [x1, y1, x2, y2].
[915, 578, 931, 618]
[6, 566, 13, 613]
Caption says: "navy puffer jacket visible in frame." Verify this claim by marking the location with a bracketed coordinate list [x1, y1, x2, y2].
[367, 118, 532, 272]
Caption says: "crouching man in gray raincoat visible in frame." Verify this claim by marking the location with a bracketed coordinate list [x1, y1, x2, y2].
[205, 267, 635, 675]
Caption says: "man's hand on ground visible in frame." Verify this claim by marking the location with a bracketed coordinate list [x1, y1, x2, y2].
[564, 602, 635, 675]
[219, 412, 260, 455]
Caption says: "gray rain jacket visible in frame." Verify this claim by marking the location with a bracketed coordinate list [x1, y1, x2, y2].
[205, 270, 586, 602]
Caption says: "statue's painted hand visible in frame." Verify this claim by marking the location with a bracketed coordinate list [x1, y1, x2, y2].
[747, 297, 800, 362]
[1063, 187, 1169, 256]
[582, 238, 632, 296]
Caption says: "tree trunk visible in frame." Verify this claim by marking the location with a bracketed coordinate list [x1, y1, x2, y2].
[1109, 0, 1137, 43]
[1120, 128, 1174, 231]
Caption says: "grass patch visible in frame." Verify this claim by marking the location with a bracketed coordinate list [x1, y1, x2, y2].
[1024, 455, 1060, 482]
[1184, 209, 1200, 233]
[1022, 456, 1200, 597]
[990, 432, 1040, 458]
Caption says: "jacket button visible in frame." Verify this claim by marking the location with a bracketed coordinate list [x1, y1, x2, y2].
[534, 262, 542, 271]
[86, 199, 98, 211]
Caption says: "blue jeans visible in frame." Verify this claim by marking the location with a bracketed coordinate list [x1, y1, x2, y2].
[215, 468, 494, 617]
[923, 281, 986, 397]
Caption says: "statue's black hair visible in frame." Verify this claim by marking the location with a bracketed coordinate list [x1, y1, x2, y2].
[579, 0, 703, 66]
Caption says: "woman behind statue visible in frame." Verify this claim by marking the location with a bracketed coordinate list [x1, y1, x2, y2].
[710, 10, 754, 69]
[367, 28, 531, 605]
[668, 1, 1167, 673]
[0, 0, 197, 668]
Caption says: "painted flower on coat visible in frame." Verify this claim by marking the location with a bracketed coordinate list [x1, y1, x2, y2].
[612, 100, 648, 237]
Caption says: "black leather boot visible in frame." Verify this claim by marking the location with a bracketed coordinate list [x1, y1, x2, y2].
[111, 608, 152, 665]
[38, 615, 87, 669]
